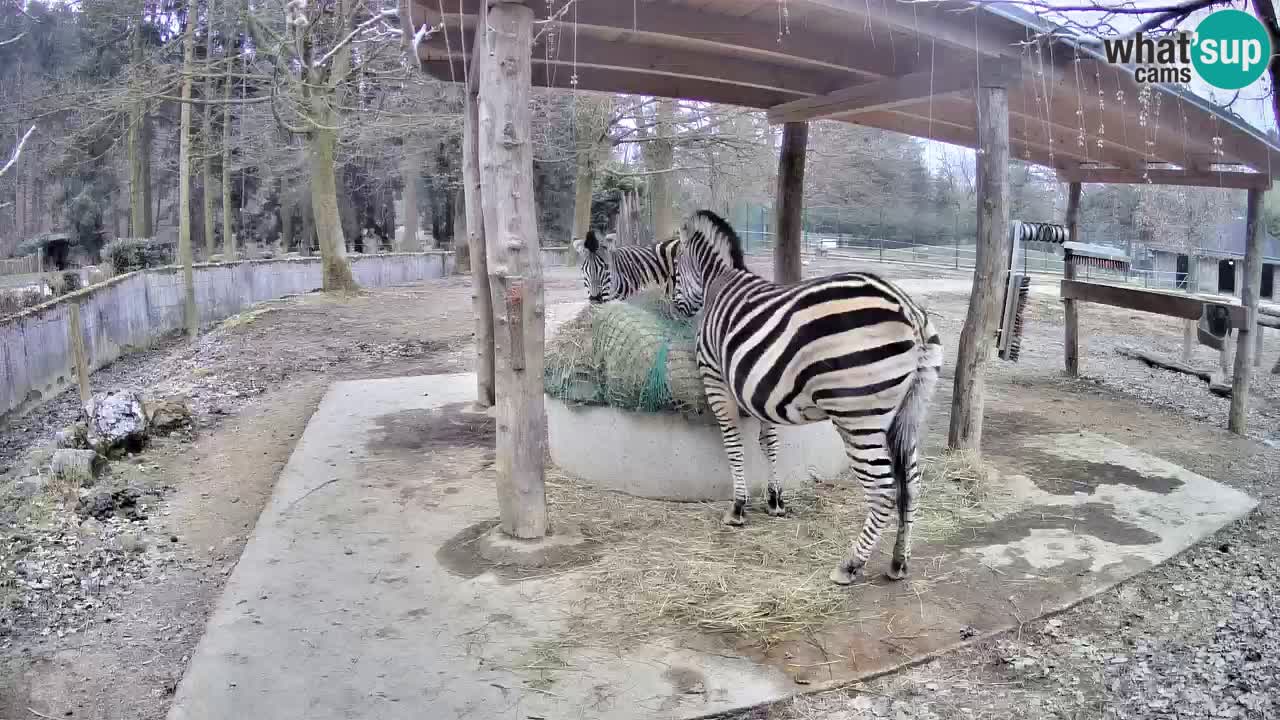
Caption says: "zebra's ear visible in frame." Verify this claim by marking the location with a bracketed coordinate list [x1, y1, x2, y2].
[583, 230, 599, 254]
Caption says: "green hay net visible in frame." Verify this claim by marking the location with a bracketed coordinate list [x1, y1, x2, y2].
[544, 291, 708, 414]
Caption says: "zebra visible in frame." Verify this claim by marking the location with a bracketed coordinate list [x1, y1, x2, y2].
[575, 229, 680, 304]
[671, 210, 943, 586]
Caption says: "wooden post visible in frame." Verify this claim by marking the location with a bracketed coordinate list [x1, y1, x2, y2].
[463, 30, 495, 409]
[67, 304, 91, 406]
[1182, 255, 1198, 363]
[774, 121, 808, 284]
[1255, 325, 1264, 367]
[948, 85, 1010, 452]
[1062, 181, 1081, 375]
[478, 0, 547, 539]
[1228, 187, 1265, 434]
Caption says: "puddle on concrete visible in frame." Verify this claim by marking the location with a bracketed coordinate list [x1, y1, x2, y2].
[367, 402, 495, 458]
[1023, 454, 1185, 496]
[961, 502, 1161, 548]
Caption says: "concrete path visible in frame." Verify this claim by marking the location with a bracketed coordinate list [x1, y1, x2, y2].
[168, 372, 1256, 720]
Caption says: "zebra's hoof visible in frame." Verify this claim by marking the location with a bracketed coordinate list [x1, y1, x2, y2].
[766, 490, 786, 517]
[722, 509, 745, 527]
[829, 565, 859, 586]
[886, 559, 909, 581]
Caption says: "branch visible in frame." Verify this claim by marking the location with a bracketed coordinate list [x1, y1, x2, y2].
[313, 9, 404, 68]
[0, 31, 27, 47]
[0, 125, 35, 178]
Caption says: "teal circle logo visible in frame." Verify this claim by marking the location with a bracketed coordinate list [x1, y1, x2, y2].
[1192, 9, 1272, 90]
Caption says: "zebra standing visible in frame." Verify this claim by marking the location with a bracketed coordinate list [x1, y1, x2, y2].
[672, 210, 943, 586]
[576, 229, 680, 304]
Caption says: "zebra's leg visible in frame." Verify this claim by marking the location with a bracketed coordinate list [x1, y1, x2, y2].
[828, 426, 898, 586]
[888, 444, 921, 581]
[703, 373, 749, 527]
[759, 422, 786, 517]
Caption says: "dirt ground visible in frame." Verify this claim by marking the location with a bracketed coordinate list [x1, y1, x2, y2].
[1, 257, 1277, 719]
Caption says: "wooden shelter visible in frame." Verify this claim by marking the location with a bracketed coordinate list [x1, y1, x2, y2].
[410, 0, 1280, 537]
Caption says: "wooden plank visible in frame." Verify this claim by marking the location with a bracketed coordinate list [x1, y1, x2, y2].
[1063, 182, 1081, 376]
[417, 0, 924, 81]
[1115, 347, 1230, 398]
[421, 25, 847, 98]
[1057, 167, 1273, 190]
[948, 85, 1010, 453]
[478, 1, 546, 539]
[462, 28, 494, 409]
[1060, 279, 1248, 326]
[1229, 187, 1265, 434]
[766, 59, 1018, 124]
[774, 122, 807, 284]
[67, 303, 91, 406]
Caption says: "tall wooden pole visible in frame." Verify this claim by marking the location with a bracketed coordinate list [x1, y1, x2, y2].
[1063, 182, 1081, 375]
[947, 85, 1010, 452]
[464, 30, 495, 408]
[478, 0, 547, 539]
[1228, 187, 1266, 434]
[774, 121, 807, 284]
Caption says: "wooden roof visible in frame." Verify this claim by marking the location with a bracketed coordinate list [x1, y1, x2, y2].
[413, 0, 1280, 187]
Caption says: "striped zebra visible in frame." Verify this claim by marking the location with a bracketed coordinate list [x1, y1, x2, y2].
[575, 229, 680, 304]
[672, 210, 944, 586]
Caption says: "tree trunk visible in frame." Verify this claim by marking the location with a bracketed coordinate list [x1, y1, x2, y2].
[177, 0, 198, 339]
[464, 30, 494, 408]
[128, 15, 152, 239]
[400, 149, 421, 252]
[774, 121, 808, 284]
[308, 124, 358, 291]
[452, 187, 468, 271]
[647, 99, 676, 241]
[570, 147, 596, 250]
[478, 1, 546, 539]
[1063, 182, 1081, 374]
[221, 48, 235, 259]
[280, 199, 294, 253]
[1229, 188, 1265, 434]
[948, 85, 1010, 452]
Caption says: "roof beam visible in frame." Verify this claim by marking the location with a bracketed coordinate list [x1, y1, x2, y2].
[420, 25, 841, 99]
[418, 60, 800, 109]
[851, 107, 1090, 169]
[767, 58, 1019, 124]
[415, 0, 928, 81]
[1057, 166, 1273, 190]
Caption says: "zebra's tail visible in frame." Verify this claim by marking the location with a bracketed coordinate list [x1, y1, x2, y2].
[886, 315, 943, 512]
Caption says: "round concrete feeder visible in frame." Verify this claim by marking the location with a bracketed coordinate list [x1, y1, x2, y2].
[545, 395, 850, 502]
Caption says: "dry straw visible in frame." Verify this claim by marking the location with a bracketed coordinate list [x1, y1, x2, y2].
[547, 448, 1015, 648]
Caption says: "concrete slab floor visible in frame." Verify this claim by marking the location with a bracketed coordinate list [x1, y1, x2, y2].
[168, 373, 1256, 720]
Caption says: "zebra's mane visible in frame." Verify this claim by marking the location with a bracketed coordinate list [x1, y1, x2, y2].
[690, 209, 748, 272]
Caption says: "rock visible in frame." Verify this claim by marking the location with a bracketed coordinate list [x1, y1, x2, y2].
[120, 533, 147, 553]
[76, 487, 143, 521]
[84, 391, 148, 456]
[15, 475, 46, 498]
[50, 449, 105, 487]
[54, 422, 90, 449]
[144, 396, 192, 432]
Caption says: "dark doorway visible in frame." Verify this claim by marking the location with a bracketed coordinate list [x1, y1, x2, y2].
[1218, 259, 1236, 294]
[1263, 264, 1274, 299]
[1175, 254, 1189, 290]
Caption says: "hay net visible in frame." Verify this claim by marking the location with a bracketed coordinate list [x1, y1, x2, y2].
[544, 291, 708, 414]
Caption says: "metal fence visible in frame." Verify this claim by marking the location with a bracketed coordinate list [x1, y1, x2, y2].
[744, 232, 1199, 292]
[0, 253, 40, 276]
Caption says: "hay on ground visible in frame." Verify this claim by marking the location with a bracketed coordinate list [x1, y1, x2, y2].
[547, 449, 1016, 648]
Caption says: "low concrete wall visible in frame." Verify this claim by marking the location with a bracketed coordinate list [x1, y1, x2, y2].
[0, 253, 454, 419]
[546, 395, 849, 502]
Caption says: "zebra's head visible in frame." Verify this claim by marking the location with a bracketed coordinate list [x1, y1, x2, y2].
[576, 230, 611, 304]
[673, 210, 746, 318]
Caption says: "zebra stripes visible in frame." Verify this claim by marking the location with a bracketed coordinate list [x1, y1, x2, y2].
[672, 210, 944, 586]
[577, 229, 680, 304]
